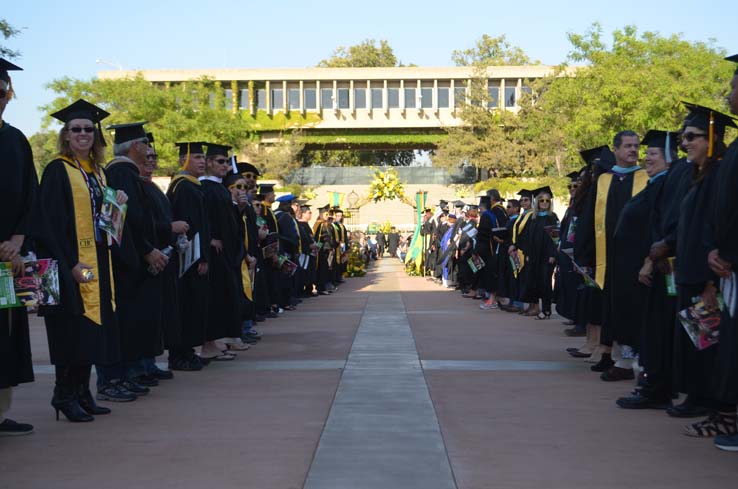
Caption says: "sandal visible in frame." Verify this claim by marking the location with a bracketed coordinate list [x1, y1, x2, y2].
[535, 312, 551, 320]
[684, 413, 737, 438]
[523, 310, 540, 317]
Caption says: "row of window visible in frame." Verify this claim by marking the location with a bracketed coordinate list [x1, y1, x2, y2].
[220, 86, 528, 111]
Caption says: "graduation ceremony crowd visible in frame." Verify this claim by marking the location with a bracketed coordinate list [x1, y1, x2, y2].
[415, 53, 738, 452]
[0, 58, 356, 436]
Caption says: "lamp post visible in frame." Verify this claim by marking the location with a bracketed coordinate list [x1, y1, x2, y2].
[95, 59, 123, 70]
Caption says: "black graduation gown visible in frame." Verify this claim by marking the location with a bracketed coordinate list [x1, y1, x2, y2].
[571, 187, 602, 326]
[673, 163, 721, 400]
[298, 221, 316, 294]
[610, 177, 665, 348]
[141, 179, 182, 350]
[105, 159, 163, 361]
[498, 215, 518, 300]
[388, 232, 400, 257]
[36, 159, 120, 366]
[577, 168, 647, 345]
[0, 122, 36, 388]
[712, 140, 738, 404]
[555, 207, 579, 321]
[166, 175, 210, 350]
[433, 222, 449, 278]
[513, 211, 535, 302]
[518, 213, 558, 304]
[200, 179, 241, 340]
[313, 219, 333, 291]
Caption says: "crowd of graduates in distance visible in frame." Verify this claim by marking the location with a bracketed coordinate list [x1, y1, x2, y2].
[417, 52, 738, 452]
[0, 57, 358, 436]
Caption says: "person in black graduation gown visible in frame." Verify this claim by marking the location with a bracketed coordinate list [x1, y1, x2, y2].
[498, 199, 521, 311]
[708, 54, 738, 450]
[477, 191, 509, 309]
[275, 194, 301, 309]
[298, 204, 318, 297]
[432, 203, 450, 282]
[376, 230, 386, 258]
[97, 122, 168, 399]
[672, 104, 737, 437]
[616, 130, 681, 407]
[138, 141, 185, 377]
[0, 59, 36, 435]
[166, 142, 211, 370]
[522, 187, 559, 319]
[387, 227, 400, 258]
[576, 132, 649, 373]
[199, 144, 242, 360]
[556, 172, 581, 331]
[508, 190, 536, 314]
[606, 131, 676, 383]
[258, 183, 284, 314]
[313, 205, 335, 295]
[36, 100, 126, 422]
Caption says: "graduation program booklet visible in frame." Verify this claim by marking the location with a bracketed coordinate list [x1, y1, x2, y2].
[277, 255, 298, 276]
[467, 254, 485, 274]
[721, 272, 736, 319]
[178, 233, 201, 278]
[0, 262, 20, 309]
[13, 257, 60, 308]
[678, 294, 724, 350]
[98, 187, 127, 245]
[261, 232, 280, 259]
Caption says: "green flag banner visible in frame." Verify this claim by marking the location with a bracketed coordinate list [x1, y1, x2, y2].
[404, 191, 427, 270]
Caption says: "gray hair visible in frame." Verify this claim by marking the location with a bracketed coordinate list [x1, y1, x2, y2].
[113, 138, 145, 157]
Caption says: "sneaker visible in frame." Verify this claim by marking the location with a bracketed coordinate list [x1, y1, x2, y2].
[133, 374, 159, 387]
[150, 366, 174, 380]
[97, 383, 137, 402]
[479, 301, 498, 310]
[168, 357, 202, 372]
[118, 379, 150, 396]
[715, 432, 738, 451]
[0, 419, 34, 436]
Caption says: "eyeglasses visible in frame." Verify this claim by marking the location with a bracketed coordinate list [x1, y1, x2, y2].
[229, 183, 248, 190]
[69, 126, 95, 133]
[242, 172, 256, 179]
[214, 158, 229, 165]
[681, 132, 708, 142]
[538, 199, 551, 203]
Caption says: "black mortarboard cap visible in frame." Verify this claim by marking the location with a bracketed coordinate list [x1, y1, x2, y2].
[318, 204, 331, 211]
[726, 54, 738, 74]
[533, 186, 553, 198]
[223, 172, 244, 188]
[454, 200, 465, 208]
[641, 129, 680, 156]
[579, 145, 609, 167]
[682, 102, 737, 137]
[517, 189, 533, 199]
[0, 58, 22, 82]
[566, 171, 580, 180]
[467, 204, 479, 211]
[596, 146, 616, 172]
[258, 183, 275, 195]
[146, 132, 154, 143]
[478, 195, 492, 208]
[237, 162, 260, 176]
[300, 203, 312, 210]
[332, 207, 344, 213]
[175, 142, 205, 157]
[205, 143, 231, 158]
[51, 99, 110, 124]
[107, 122, 148, 145]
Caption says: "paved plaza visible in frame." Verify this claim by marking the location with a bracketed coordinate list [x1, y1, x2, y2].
[1, 259, 736, 489]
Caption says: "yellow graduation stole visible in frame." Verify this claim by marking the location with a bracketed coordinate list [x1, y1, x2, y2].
[240, 214, 253, 301]
[594, 169, 649, 288]
[168, 173, 201, 194]
[60, 157, 115, 325]
[512, 211, 533, 278]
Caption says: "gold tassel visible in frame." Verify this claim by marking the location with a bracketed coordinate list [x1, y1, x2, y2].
[708, 112, 715, 158]
[183, 143, 190, 168]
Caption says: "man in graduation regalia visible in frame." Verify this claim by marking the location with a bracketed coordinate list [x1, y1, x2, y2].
[99, 122, 168, 397]
[166, 142, 211, 370]
[576, 131, 649, 374]
[0, 58, 36, 435]
[478, 190, 509, 310]
[297, 204, 318, 297]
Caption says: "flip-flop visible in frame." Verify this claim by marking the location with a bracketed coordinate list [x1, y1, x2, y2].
[212, 352, 236, 361]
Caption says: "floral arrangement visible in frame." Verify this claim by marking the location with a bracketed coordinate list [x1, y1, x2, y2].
[368, 168, 406, 203]
[345, 241, 367, 277]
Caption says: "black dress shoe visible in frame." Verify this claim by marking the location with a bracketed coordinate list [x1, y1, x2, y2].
[590, 354, 614, 372]
[134, 374, 159, 387]
[151, 367, 174, 380]
[600, 366, 635, 382]
[616, 392, 670, 410]
[569, 350, 592, 358]
[254, 315, 266, 322]
[666, 401, 713, 418]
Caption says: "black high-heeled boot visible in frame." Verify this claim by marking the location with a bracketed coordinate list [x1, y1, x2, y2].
[51, 366, 93, 422]
[75, 365, 111, 415]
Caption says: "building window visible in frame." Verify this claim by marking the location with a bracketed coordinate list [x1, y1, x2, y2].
[488, 87, 499, 108]
[224, 89, 233, 110]
[288, 89, 300, 110]
[321, 88, 333, 109]
[239, 89, 249, 110]
[371, 88, 383, 109]
[420, 88, 433, 109]
[354, 88, 367, 109]
[504, 87, 516, 107]
[304, 88, 317, 110]
[437, 87, 449, 108]
[454, 87, 466, 107]
[388, 88, 400, 108]
[404, 88, 416, 109]
[271, 88, 284, 110]
[337, 88, 350, 109]
[256, 89, 267, 110]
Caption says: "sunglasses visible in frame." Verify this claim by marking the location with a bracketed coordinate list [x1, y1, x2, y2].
[242, 172, 256, 179]
[69, 126, 95, 133]
[213, 158, 229, 165]
[0, 89, 8, 99]
[229, 183, 248, 190]
[538, 199, 551, 203]
[681, 132, 708, 142]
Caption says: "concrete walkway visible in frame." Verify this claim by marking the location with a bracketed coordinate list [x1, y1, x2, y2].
[1, 259, 736, 488]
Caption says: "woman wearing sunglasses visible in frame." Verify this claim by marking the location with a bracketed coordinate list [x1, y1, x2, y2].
[34, 99, 127, 422]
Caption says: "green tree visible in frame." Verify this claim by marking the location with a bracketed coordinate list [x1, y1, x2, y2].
[243, 130, 304, 180]
[451, 34, 537, 67]
[318, 39, 399, 68]
[40, 75, 256, 175]
[0, 19, 21, 59]
[28, 130, 58, 174]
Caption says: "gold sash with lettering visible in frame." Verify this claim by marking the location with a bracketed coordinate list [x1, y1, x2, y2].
[60, 158, 115, 325]
[241, 214, 253, 301]
[594, 169, 649, 288]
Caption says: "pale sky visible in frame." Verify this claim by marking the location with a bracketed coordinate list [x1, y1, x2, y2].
[3, 0, 736, 136]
